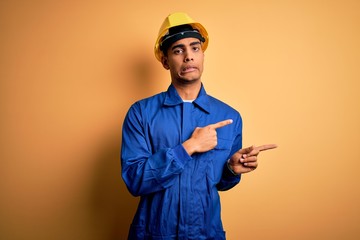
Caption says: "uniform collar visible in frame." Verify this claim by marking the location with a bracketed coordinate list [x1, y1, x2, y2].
[164, 84, 211, 113]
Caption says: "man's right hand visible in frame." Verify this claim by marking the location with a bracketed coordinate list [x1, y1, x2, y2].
[182, 119, 233, 156]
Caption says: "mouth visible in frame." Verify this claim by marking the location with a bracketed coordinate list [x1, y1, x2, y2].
[181, 65, 197, 73]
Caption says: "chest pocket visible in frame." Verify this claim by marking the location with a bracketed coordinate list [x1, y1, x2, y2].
[200, 138, 233, 160]
[209, 138, 233, 175]
[215, 138, 233, 151]
[213, 137, 233, 159]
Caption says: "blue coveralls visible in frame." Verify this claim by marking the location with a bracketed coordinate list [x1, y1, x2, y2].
[121, 84, 242, 239]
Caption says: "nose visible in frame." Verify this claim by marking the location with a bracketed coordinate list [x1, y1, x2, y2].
[184, 50, 194, 62]
[184, 56, 193, 62]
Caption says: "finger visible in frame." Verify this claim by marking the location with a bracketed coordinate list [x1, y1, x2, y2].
[231, 164, 253, 174]
[210, 119, 233, 129]
[241, 155, 258, 163]
[242, 161, 258, 168]
[257, 144, 278, 152]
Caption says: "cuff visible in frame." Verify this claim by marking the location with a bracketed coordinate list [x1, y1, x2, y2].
[172, 144, 192, 167]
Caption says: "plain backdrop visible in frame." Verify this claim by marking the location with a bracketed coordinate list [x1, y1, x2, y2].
[1, 0, 359, 239]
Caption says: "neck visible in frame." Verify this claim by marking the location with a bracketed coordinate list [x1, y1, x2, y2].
[172, 81, 201, 101]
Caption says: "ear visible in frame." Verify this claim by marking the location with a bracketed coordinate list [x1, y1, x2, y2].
[161, 56, 170, 70]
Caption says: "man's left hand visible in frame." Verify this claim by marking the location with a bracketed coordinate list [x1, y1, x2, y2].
[228, 144, 277, 174]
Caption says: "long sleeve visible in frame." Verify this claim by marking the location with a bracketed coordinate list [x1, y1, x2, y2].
[216, 163, 241, 191]
[121, 103, 192, 197]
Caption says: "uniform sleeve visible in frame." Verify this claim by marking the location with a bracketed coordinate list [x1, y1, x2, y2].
[121, 103, 192, 197]
[216, 161, 241, 191]
[216, 113, 243, 191]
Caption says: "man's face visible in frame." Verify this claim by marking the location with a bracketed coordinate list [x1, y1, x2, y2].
[162, 37, 204, 84]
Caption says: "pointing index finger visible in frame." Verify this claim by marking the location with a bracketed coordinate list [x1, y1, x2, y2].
[256, 144, 278, 152]
[211, 119, 233, 129]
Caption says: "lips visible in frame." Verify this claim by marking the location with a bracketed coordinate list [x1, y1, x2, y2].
[182, 65, 197, 73]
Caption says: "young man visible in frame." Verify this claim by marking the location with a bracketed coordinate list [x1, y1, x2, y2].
[121, 12, 277, 240]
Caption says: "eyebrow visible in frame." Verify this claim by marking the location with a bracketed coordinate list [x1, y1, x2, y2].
[171, 41, 201, 50]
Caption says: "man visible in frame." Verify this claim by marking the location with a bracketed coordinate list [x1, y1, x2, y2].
[121, 12, 277, 240]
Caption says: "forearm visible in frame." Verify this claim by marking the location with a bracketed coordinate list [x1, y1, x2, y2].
[122, 144, 192, 196]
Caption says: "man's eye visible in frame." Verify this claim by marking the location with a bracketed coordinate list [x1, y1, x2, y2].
[193, 47, 200, 51]
[173, 49, 183, 54]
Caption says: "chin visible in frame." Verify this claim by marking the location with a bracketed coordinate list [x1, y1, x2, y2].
[183, 78, 201, 84]
[180, 74, 201, 81]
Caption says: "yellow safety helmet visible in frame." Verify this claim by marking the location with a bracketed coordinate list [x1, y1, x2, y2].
[154, 12, 209, 62]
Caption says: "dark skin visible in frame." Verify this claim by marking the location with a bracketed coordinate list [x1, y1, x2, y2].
[161, 37, 277, 175]
[161, 38, 204, 100]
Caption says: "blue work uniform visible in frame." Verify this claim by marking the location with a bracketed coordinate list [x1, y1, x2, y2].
[121, 84, 242, 239]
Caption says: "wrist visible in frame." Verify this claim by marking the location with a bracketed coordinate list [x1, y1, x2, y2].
[182, 140, 196, 156]
[227, 160, 239, 176]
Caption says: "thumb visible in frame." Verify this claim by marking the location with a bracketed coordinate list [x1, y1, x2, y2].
[238, 145, 255, 155]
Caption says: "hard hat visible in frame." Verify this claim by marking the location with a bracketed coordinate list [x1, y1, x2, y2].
[154, 12, 209, 61]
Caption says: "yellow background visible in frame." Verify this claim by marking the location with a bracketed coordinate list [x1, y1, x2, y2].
[1, 1, 359, 239]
